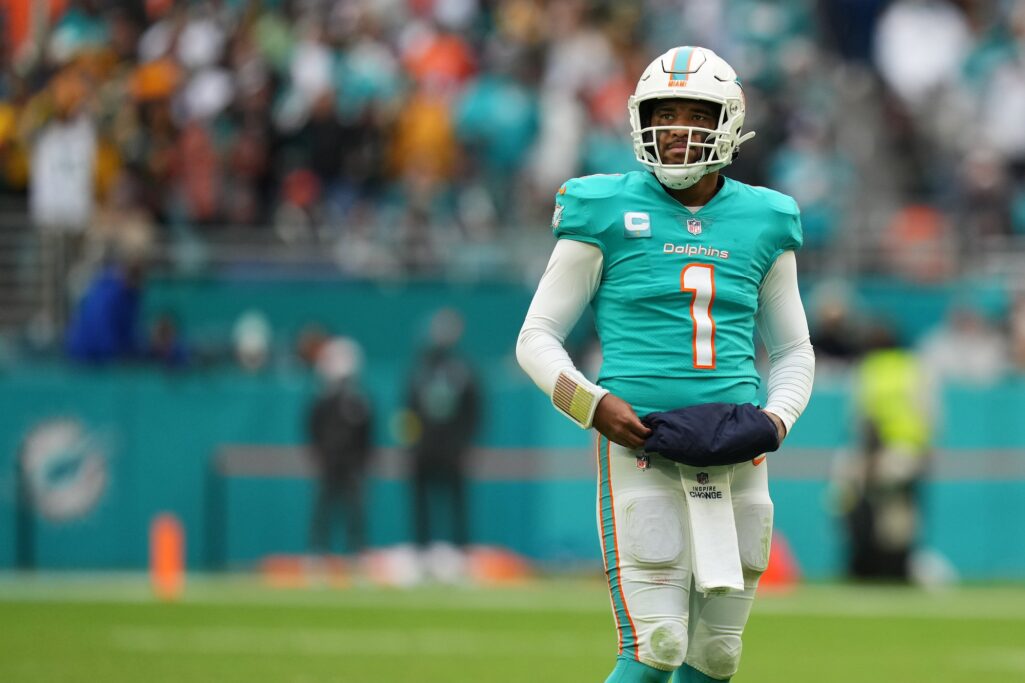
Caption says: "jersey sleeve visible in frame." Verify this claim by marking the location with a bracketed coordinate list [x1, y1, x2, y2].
[777, 194, 803, 252]
[753, 187, 804, 290]
[783, 205, 803, 252]
[551, 180, 606, 252]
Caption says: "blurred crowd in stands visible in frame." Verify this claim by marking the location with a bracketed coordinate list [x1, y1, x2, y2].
[4, 0, 1025, 379]
[1, 0, 1025, 278]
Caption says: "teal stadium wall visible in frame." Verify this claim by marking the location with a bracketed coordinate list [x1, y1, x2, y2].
[1, 277, 1023, 579]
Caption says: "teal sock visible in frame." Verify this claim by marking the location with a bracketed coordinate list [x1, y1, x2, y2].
[605, 655, 672, 683]
[672, 663, 728, 682]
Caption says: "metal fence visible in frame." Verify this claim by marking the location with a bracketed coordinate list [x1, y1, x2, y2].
[0, 214, 46, 333]
[2, 209, 1024, 335]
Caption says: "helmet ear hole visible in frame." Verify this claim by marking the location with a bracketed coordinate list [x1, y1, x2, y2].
[639, 100, 656, 128]
[639, 100, 656, 147]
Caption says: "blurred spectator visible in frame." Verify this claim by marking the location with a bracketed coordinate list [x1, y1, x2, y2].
[300, 93, 349, 191]
[977, 10, 1025, 171]
[880, 205, 957, 282]
[289, 21, 334, 109]
[540, 1, 614, 95]
[232, 310, 271, 373]
[177, 121, 221, 226]
[1, 0, 1025, 282]
[839, 324, 933, 582]
[90, 171, 156, 258]
[404, 309, 481, 570]
[818, 0, 888, 64]
[918, 304, 1010, 385]
[400, 22, 476, 91]
[455, 42, 539, 220]
[527, 1, 616, 192]
[0, 86, 29, 197]
[1011, 290, 1025, 372]
[529, 90, 586, 195]
[955, 150, 1014, 251]
[308, 337, 374, 559]
[128, 98, 178, 226]
[808, 282, 864, 368]
[147, 311, 188, 368]
[26, 68, 95, 232]
[873, 0, 972, 111]
[64, 259, 144, 363]
[767, 119, 853, 252]
[274, 168, 322, 244]
[222, 119, 270, 227]
[295, 322, 330, 369]
[579, 44, 644, 177]
[289, 90, 380, 228]
[389, 83, 459, 184]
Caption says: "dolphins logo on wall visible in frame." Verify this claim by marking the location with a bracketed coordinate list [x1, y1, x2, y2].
[20, 419, 110, 521]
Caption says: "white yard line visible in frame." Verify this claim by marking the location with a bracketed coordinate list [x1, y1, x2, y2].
[956, 649, 1025, 673]
[772, 584, 1025, 618]
[2, 575, 1025, 622]
[753, 597, 1025, 621]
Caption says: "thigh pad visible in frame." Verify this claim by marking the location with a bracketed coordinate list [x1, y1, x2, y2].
[621, 494, 687, 567]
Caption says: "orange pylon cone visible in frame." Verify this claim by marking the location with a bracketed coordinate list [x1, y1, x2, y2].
[760, 531, 800, 592]
[150, 513, 185, 601]
[467, 546, 534, 585]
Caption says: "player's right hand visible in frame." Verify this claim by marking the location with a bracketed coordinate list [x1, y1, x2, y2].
[593, 393, 652, 450]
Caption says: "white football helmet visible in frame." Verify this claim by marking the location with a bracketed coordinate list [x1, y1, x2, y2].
[628, 46, 755, 190]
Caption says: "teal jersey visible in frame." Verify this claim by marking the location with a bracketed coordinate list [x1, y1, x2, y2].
[552, 171, 803, 417]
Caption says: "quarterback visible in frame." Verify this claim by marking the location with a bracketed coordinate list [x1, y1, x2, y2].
[517, 47, 815, 682]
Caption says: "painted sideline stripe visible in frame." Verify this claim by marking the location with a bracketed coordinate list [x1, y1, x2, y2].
[3, 577, 1025, 621]
[216, 446, 1025, 481]
[754, 600, 1025, 621]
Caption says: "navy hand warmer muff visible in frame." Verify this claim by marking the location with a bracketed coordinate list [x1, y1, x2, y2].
[641, 402, 780, 467]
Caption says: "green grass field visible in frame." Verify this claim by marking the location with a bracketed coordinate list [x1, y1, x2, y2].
[1, 574, 1024, 682]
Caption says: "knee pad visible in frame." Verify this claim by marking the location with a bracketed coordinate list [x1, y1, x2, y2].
[689, 632, 743, 680]
[647, 619, 688, 669]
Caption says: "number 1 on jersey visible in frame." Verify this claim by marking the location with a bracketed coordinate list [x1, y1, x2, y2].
[680, 264, 716, 369]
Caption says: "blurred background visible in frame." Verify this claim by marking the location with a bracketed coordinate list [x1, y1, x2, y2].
[2, 0, 1025, 600]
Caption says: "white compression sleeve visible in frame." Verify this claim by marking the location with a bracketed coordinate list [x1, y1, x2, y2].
[516, 239, 607, 428]
[755, 250, 816, 437]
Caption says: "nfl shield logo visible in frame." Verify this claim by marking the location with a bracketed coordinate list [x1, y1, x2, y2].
[697, 472, 709, 485]
[687, 218, 702, 235]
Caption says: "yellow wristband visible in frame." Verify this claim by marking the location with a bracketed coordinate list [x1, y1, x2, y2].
[553, 372, 599, 427]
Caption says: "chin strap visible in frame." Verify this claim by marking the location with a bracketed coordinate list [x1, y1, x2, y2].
[657, 167, 707, 190]
[737, 131, 756, 145]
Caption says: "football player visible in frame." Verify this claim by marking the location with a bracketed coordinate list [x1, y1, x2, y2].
[517, 47, 815, 682]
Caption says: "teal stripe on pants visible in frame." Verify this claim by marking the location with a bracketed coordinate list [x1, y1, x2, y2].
[599, 436, 637, 659]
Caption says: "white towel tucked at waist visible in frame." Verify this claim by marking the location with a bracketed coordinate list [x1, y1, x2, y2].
[681, 464, 744, 595]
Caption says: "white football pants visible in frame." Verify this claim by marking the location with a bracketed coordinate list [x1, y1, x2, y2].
[595, 436, 774, 678]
